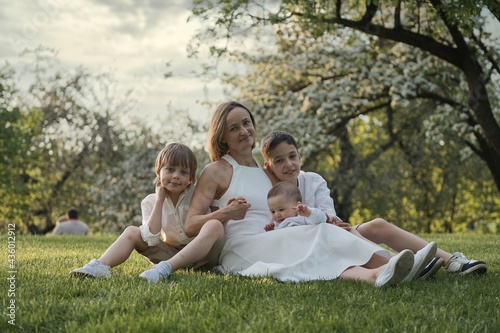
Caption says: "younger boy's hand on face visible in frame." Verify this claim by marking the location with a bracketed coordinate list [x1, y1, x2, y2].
[155, 182, 168, 201]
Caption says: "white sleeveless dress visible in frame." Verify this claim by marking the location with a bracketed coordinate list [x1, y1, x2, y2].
[218, 154, 389, 282]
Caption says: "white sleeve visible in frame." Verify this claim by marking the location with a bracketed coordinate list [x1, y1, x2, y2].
[309, 173, 337, 217]
[139, 224, 161, 246]
[139, 194, 161, 246]
[305, 208, 328, 225]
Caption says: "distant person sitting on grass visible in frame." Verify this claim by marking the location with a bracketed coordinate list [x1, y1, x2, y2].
[264, 182, 326, 231]
[56, 215, 68, 225]
[70, 143, 225, 281]
[53, 214, 68, 233]
[52, 208, 89, 236]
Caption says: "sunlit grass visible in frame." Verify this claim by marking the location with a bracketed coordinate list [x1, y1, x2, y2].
[0, 234, 498, 332]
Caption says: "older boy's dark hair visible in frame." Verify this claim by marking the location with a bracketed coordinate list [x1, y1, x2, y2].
[260, 131, 298, 161]
[267, 181, 302, 202]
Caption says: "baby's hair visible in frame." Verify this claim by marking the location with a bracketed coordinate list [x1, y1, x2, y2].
[267, 181, 302, 202]
[261, 131, 298, 161]
[154, 143, 197, 184]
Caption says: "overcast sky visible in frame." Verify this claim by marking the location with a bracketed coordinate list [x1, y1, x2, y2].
[1, 0, 225, 124]
[2, 2, 498, 127]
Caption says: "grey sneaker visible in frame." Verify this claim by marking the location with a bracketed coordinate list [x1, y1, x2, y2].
[445, 252, 487, 275]
[139, 261, 172, 282]
[419, 257, 445, 280]
[375, 249, 414, 287]
[70, 259, 111, 278]
[403, 241, 437, 282]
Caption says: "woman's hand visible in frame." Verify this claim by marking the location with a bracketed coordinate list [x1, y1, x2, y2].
[224, 196, 251, 221]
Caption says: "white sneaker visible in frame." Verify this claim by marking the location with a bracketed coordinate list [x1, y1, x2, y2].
[139, 261, 172, 283]
[375, 249, 414, 287]
[70, 259, 111, 278]
[419, 257, 445, 280]
[445, 252, 488, 275]
[403, 241, 438, 282]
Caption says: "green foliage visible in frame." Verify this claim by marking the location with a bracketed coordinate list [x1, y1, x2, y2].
[189, 0, 500, 232]
[0, 70, 49, 232]
[0, 52, 210, 235]
[0, 234, 498, 332]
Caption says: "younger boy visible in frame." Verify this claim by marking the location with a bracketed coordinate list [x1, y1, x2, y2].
[70, 143, 225, 282]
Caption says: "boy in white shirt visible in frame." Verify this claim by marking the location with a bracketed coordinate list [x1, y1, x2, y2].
[260, 131, 487, 280]
[70, 143, 225, 281]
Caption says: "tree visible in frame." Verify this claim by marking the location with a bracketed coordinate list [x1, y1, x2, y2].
[0, 67, 49, 233]
[1, 50, 211, 234]
[186, 0, 499, 231]
[88, 107, 211, 233]
[190, 0, 500, 193]
[0, 57, 132, 234]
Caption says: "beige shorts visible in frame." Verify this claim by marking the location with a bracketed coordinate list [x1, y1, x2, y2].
[137, 237, 225, 270]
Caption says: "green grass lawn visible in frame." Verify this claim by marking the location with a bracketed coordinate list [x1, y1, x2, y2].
[1, 233, 498, 333]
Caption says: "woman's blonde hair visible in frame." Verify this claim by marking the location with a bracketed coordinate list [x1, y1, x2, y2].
[154, 143, 197, 184]
[207, 101, 256, 162]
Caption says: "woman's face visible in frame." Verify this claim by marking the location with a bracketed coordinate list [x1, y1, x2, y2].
[223, 107, 256, 153]
[264, 142, 301, 183]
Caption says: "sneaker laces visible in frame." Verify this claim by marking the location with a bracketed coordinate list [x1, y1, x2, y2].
[446, 252, 470, 270]
[86, 259, 109, 272]
[88, 260, 100, 267]
[451, 252, 469, 264]
[152, 262, 171, 276]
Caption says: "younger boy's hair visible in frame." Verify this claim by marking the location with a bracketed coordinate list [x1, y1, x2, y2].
[267, 181, 302, 202]
[155, 143, 198, 184]
[260, 131, 298, 161]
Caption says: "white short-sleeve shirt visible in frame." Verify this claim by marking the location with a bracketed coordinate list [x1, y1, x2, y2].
[140, 185, 195, 247]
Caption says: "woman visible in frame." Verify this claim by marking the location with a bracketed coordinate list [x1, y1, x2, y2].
[184, 101, 425, 286]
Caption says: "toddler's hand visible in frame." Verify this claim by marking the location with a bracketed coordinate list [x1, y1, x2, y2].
[264, 223, 275, 232]
[294, 202, 311, 217]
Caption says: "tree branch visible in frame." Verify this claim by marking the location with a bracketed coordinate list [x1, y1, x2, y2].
[394, 1, 402, 29]
[328, 17, 463, 69]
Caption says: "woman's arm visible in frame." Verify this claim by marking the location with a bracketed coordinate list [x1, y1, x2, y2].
[184, 162, 250, 237]
[264, 167, 280, 185]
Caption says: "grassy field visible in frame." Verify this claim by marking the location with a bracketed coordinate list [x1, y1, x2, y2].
[1, 233, 498, 332]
